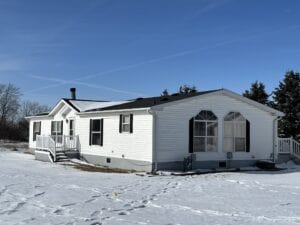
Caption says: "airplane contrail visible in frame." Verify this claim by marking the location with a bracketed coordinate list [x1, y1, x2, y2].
[27, 24, 300, 95]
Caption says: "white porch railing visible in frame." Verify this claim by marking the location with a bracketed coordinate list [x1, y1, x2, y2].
[36, 135, 57, 161]
[50, 135, 79, 150]
[36, 135, 79, 162]
[278, 137, 300, 155]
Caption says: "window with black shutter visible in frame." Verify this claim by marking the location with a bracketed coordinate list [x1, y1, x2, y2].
[90, 119, 103, 146]
[33, 121, 41, 141]
[120, 114, 133, 133]
[224, 112, 250, 152]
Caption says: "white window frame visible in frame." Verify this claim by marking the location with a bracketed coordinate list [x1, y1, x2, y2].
[223, 112, 247, 152]
[51, 121, 62, 136]
[69, 119, 75, 140]
[193, 111, 218, 152]
[121, 114, 131, 133]
[91, 119, 102, 145]
[33, 121, 41, 141]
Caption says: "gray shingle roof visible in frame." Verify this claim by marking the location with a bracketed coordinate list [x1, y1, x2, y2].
[86, 89, 222, 112]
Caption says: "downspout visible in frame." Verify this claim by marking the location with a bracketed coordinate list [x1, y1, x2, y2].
[272, 116, 280, 163]
[148, 109, 157, 172]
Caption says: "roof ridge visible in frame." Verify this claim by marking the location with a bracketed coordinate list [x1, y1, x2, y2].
[62, 98, 108, 102]
[85, 89, 222, 112]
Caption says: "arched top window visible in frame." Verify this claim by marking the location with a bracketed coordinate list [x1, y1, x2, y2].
[190, 110, 218, 153]
[195, 110, 217, 121]
[223, 112, 250, 152]
[224, 112, 246, 121]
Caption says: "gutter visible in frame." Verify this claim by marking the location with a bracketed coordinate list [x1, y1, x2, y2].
[77, 107, 151, 116]
[148, 108, 157, 172]
[25, 115, 53, 120]
[272, 116, 281, 163]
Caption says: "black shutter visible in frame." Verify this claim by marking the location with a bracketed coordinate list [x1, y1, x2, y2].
[89, 119, 92, 146]
[51, 121, 54, 136]
[119, 114, 123, 133]
[246, 120, 250, 152]
[33, 122, 36, 141]
[100, 119, 104, 146]
[38, 122, 41, 135]
[60, 121, 63, 135]
[130, 114, 133, 133]
[189, 117, 194, 153]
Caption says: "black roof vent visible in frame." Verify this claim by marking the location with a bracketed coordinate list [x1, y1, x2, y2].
[136, 97, 144, 101]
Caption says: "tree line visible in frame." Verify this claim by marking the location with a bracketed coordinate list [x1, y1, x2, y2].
[0, 84, 51, 141]
[162, 70, 300, 141]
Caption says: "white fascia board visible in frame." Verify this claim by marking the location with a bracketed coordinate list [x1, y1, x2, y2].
[25, 115, 53, 120]
[77, 107, 151, 116]
[151, 89, 284, 117]
[48, 99, 76, 116]
[221, 89, 284, 117]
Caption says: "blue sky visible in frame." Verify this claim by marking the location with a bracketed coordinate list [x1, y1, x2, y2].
[0, 0, 300, 107]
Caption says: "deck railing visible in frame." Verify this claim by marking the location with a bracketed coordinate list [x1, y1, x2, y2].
[278, 137, 300, 155]
[36, 135, 57, 161]
[36, 135, 79, 161]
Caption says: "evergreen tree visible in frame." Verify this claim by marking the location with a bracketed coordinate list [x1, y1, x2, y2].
[179, 85, 197, 95]
[243, 81, 269, 105]
[161, 89, 169, 97]
[273, 71, 300, 140]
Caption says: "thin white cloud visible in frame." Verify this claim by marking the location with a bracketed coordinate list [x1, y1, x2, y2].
[27, 75, 145, 97]
[182, 0, 231, 22]
[0, 58, 26, 72]
[27, 23, 300, 96]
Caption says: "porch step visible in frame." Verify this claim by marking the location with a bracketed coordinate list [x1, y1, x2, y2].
[55, 151, 70, 162]
[291, 154, 300, 165]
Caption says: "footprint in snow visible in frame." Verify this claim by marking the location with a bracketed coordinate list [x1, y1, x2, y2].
[33, 192, 45, 197]
[53, 209, 64, 215]
[90, 210, 100, 217]
[61, 202, 76, 207]
[85, 198, 96, 203]
[134, 205, 146, 209]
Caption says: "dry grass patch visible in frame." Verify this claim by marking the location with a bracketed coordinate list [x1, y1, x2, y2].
[70, 163, 133, 173]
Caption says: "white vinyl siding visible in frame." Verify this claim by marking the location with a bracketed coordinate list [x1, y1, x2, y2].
[154, 93, 276, 163]
[77, 111, 152, 162]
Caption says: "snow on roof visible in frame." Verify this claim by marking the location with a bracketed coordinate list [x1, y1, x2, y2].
[67, 99, 131, 112]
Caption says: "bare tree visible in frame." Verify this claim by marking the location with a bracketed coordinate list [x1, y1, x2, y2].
[19, 100, 51, 118]
[0, 83, 21, 122]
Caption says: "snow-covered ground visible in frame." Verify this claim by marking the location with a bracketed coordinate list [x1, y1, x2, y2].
[1, 150, 300, 225]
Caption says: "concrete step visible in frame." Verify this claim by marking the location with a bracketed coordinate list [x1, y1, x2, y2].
[56, 152, 66, 156]
[56, 158, 70, 162]
[56, 155, 68, 159]
[291, 154, 300, 165]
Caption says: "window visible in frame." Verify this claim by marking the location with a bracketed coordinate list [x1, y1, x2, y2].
[224, 112, 247, 152]
[51, 121, 63, 136]
[193, 110, 218, 152]
[33, 122, 41, 141]
[119, 114, 133, 133]
[90, 119, 103, 146]
[69, 119, 74, 139]
[51, 121, 63, 143]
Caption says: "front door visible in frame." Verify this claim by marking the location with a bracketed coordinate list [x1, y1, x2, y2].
[68, 119, 76, 149]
